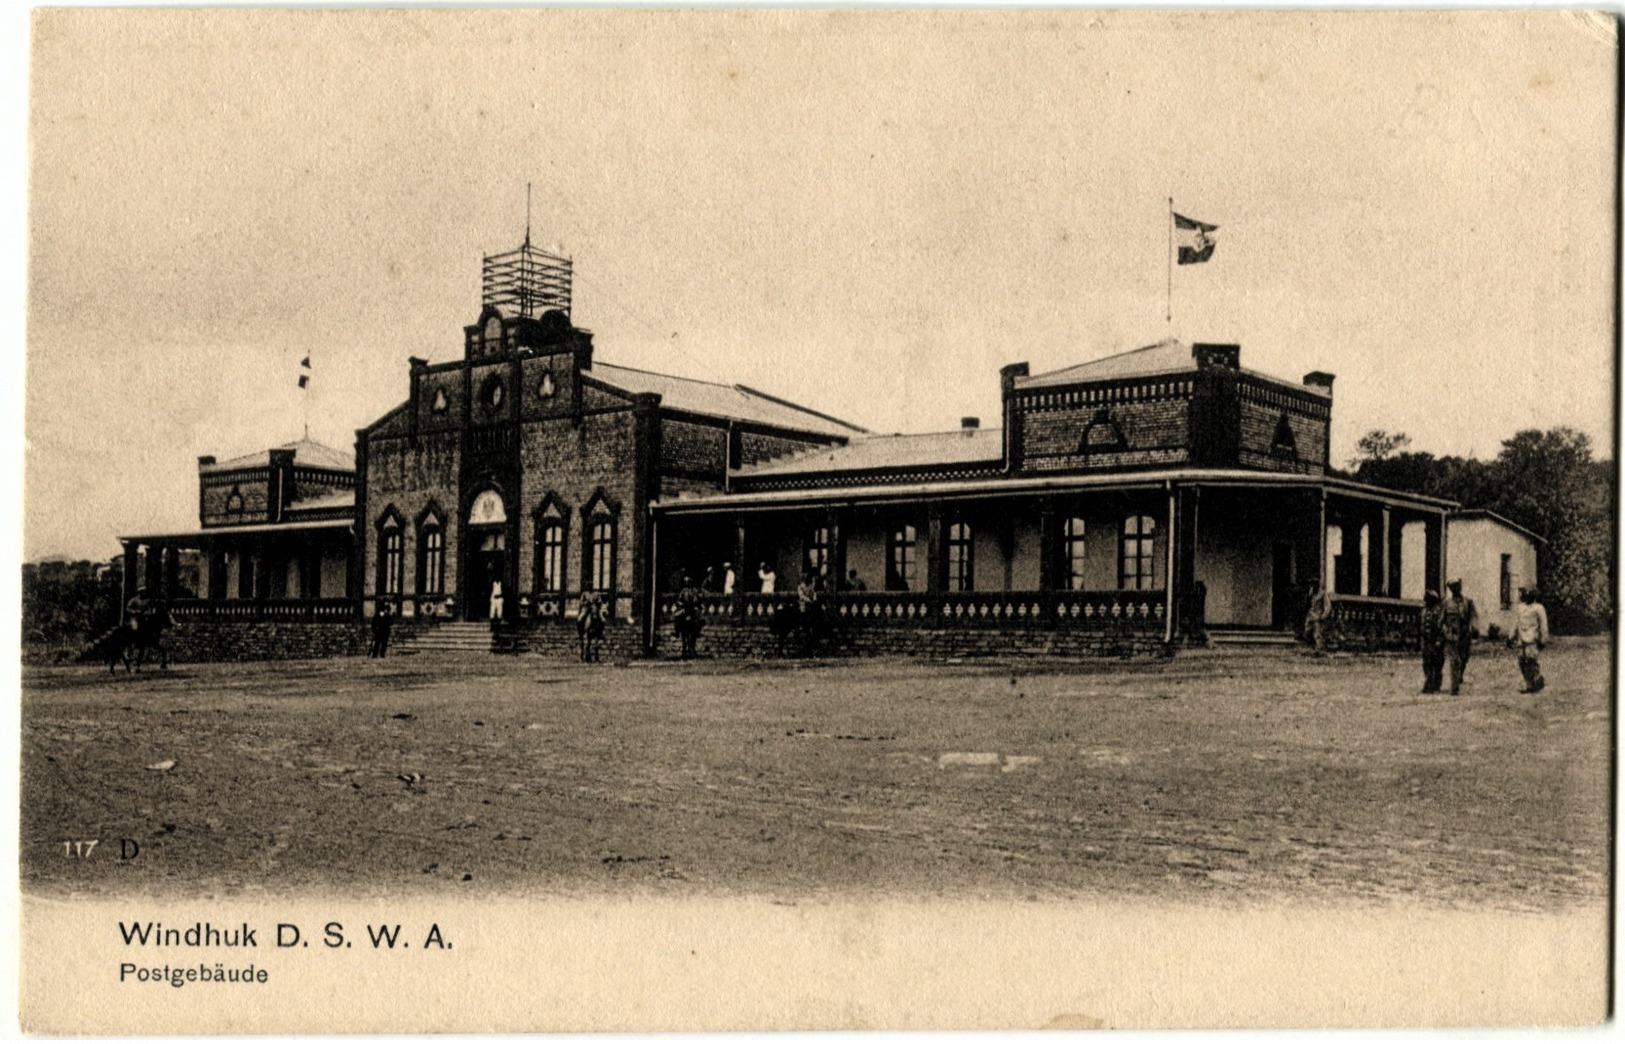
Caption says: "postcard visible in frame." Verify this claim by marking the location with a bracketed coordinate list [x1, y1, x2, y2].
[19, 8, 1615, 1032]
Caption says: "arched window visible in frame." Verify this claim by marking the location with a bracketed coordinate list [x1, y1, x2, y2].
[538, 521, 565, 591]
[887, 524, 918, 592]
[417, 514, 445, 597]
[1119, 515, 1157, 591]
[1064, 517, 1088, 591]
[580, 489, 621, 596]
[588, 520, 614, 592]
[946, 521, 974, 592]
[805, 525, 831, 581]
[380, 525, 404, 597]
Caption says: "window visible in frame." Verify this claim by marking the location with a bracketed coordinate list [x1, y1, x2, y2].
[225, 487, 244, 514]
[1119, 515, 1157, 590]
[806, 525, 831, 581]
[1271, 412, 1298, 458]
[537, 371, 555, 399]
[483, 314, 502, 353]
[1064, 517, 1088, 590]
[588, 520, 614, 592]
[1500, 553, 1513, 609]
[380, 526, 404, 596]
[431, 389, 448, 413]
[480, 375, 505, 409]
[538, 521, 565, 592]
[418, 523, 444, 596]
[1081, 409, 1126, 453]
[887, 525, 918, 592]
[946, 522, 974, 592]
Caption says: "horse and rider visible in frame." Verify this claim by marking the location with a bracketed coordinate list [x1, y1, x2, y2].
[100, 585, 172, 673]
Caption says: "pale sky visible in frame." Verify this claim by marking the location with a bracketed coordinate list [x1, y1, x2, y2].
[23, 9, 1618, 561]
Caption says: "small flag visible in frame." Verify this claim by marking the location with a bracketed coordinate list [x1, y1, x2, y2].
[298, 355, 311, 390]
[1174, 212, 1218, 265]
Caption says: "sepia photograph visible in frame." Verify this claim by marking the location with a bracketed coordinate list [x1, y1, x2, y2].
[18, 8, 1616, 1032]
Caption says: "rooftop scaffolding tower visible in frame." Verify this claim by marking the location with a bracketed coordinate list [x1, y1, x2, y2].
[481, 241, 572, 319]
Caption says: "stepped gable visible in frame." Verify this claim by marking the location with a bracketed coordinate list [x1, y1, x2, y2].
[585, 362, 866, 438]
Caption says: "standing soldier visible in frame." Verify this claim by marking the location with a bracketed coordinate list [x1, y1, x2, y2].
[674, 573, 704, 660]
[1509, 587, 1549, 694]
[1419, 589, 1446, 693]
[1303, 579, 1334, 656]
[577, 591, 607, 663]
[1439, 578, 1479, 695]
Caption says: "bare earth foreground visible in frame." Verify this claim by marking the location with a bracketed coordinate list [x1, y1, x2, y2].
[21, 640, 1612, 910]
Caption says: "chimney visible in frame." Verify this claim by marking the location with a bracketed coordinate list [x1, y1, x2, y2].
[197, 455, 215, 467]
[1192, 343, 1240, 369]
[1303, 371, 1335, 397]
[960, 416, 980, 433]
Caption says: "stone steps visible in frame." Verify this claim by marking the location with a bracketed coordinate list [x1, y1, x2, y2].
[1205, 628, 1301, 648]
[393, 622, 495, 655]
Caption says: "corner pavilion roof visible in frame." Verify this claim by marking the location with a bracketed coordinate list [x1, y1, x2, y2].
[201, 438, 354, 473]
[586, 362, 866, 439]
[1016, 338, 1328, 397]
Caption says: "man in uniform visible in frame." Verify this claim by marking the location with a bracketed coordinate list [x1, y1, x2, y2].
[1440, 578, 1479, 695]
[1303, 579, 1334, 656]
[1509, 586, 1549, 694]
[674, 573, 704, 660]
[125, 585, 154, 633]
[1419, 589, 1445, 693]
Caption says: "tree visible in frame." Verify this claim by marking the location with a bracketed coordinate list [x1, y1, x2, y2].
[1348, 426, 1614, 633]
[1348, 430, 1412, 470]
[1486, 429, 1613, 633]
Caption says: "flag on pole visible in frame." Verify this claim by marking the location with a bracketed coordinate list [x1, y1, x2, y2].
[1173, 212, 1218, 265]
[298, 355, 311, 389]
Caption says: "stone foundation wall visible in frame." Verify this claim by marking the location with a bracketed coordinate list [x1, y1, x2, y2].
[164, 619, 362, 663]
[510, 621, 647, 661]
[647, 621, 1169, 660]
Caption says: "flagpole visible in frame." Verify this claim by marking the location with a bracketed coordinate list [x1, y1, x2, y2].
[1166, 197, 1173, 324]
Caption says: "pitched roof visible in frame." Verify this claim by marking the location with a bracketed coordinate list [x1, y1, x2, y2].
[287, 490, 355, 513]
[735, 427, 1002, 477]
[1016, 339, 1329, 398]
[1450, 508, 1544, 544]
[203, 438, 354, 473]
[586, 362, 866, 438]
[1017, 339, 1196, 389]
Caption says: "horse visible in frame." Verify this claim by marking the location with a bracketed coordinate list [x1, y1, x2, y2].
[98, 607, 171, 673]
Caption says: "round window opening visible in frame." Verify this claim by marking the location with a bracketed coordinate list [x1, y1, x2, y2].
[481, 376, 505, 408]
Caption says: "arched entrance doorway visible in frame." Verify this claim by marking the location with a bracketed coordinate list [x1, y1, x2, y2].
[466, 489, 508, 621]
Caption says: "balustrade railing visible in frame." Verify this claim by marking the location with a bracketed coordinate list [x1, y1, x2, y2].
[168, 598, 356, 622]
[1329, 594, 1421, 645]
[656, 590, 1166, 630]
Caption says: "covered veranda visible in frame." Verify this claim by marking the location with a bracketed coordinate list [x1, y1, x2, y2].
[117, 519, 356, 624]
[646, 470, 1451, 652]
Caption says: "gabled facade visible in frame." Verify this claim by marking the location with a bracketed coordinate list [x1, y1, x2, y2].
[357, 243, 864, 633]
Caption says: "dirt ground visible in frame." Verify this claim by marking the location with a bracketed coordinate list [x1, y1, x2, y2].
[20, 639, 1612, 910]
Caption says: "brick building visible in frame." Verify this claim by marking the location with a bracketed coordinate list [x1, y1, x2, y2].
[122, 239, 1459, 660]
